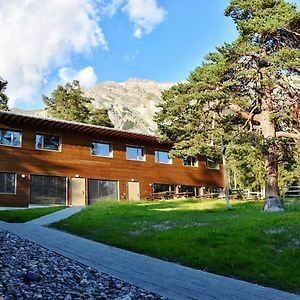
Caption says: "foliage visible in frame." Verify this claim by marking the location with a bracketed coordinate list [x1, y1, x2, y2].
[52, 199, 300, 293]
[0, 77, 9, 111]
[0, 206, 66, 223]
[89, 107, 114, 128]
[43, 80, 113, 127]
[154, 0, 300, 195]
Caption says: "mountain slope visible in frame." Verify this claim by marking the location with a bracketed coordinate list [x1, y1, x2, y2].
[85, 78, 174, 134]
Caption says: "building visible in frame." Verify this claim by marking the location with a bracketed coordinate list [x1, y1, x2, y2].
[0, 111, 223, 207]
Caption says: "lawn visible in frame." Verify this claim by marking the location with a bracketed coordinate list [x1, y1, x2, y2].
[50, 199, 300, 294]
[0, 206, 66, 223]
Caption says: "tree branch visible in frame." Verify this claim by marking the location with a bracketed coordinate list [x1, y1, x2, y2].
[227, 103, 261, 123]
[276, 131, 300, 140]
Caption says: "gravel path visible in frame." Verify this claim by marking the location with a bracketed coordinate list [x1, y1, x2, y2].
[0, 230, 165, 300]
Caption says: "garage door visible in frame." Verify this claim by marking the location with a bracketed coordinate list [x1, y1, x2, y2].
[88, 179, 118, 204]
[30, 175, 66, 205]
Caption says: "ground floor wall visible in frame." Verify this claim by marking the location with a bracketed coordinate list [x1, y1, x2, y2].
[0, 168, 223, 207]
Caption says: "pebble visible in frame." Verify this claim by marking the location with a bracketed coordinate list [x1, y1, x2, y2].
[0, 230, 166, 300]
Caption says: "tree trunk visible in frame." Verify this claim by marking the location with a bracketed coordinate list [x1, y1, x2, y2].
[259, 109, 284, 211]
[263, 142, 284, 212]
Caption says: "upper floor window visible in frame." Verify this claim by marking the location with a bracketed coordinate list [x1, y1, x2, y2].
[36, 134, 60, 151]
[0, 129, 21, 147]
[0, 172, 16, 194]
[91, 142, 112, 157]
[183, 156, 198, 167]
[155, 150, 171, 164]
[126, 146, 145, 161]
[206, 158, 219, 169]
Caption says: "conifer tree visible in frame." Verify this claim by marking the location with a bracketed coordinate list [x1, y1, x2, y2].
[43, 80, 114, 127]
[0, 77, 9, 111]
[155, 0, 300, 211]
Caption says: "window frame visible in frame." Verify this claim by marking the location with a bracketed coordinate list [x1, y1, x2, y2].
[0, 128, 22, 148]
[205, 158, 220, 169]
[126, 145, 145, 161]
[35, 133, 61, 152]
[91, 141, 113, 158]
[0, 172, 17, 195]
[182, 156, 198, 167]
[155, 150, 172, 164]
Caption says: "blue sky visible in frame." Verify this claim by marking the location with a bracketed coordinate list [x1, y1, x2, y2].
[0, 0, 299, 109]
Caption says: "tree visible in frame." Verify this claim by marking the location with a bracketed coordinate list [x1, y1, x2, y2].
[0, 77, 9, 111]
[43, 80, 113, 127]
[154, 0, 300, 211]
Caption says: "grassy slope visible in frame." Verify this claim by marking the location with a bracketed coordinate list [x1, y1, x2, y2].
[0, 206, 66, 223]
[51, 200, 300, 293]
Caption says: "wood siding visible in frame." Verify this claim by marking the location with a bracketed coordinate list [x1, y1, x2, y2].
[0, 120, 224, 207]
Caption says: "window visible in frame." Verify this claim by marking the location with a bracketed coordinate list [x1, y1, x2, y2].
[153, 183, 176, 193]
[30, 175, 66, 205]
[0, 172, 16, 194]
[36, 134, 60, 151]
[0, 129, 21, 147]
[155, 150, 171, 164]
[126, 146, 145, 160]
[206, 158, 219, 169]
[88, 179, 118, 204]
[91, 142, 112, 157]
[183, 156, 198, 167]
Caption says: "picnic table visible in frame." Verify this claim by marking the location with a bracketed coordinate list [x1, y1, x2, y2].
[149, 191, 176, 200]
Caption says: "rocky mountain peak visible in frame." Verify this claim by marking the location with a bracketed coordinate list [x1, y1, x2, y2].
[85, 78, 175, 134]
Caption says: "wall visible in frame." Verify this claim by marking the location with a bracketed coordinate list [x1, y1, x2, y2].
[0, 121, 223, 207]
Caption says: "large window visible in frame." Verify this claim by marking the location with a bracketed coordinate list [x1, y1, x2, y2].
[206, 158, 219, 169]
[30, 175, 66, 205]
[0, 129, 21, 147]
[88, 179, 118, 204]
[36, 134, 60, 151]
[183, 156, 198, 167]
[153, 183, 176, 193]
[126, 146, 145, 160]
[155, 150, 171, 164]
[91, 142, 112, 157]
[0, 172, 16, 194]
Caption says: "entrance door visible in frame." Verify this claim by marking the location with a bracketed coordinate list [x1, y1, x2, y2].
[127, 182, 140, 200]
[70, 178, 86, 206]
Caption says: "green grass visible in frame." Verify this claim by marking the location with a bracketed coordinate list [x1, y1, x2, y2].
[50, 199, 300, 294]
[0, 206, 66, 223]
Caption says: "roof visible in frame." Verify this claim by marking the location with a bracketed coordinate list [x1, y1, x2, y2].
[0, 110, 165, 144]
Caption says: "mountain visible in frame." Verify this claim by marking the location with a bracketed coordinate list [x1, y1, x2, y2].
[11, 78, 174, 134]
[85, 78, 174, 134]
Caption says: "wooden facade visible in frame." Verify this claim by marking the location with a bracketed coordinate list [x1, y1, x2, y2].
[0, 111, 224, 207]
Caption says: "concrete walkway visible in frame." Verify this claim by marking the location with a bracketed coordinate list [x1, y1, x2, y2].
[0, 208, 299, 300]
[25, 206, 85, 225]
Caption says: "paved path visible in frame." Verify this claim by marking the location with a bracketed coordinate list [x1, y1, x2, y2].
[0, 208, 299, 300]
[25, 206, 85, 225]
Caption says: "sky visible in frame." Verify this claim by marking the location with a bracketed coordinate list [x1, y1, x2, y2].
[0, 0, 299, 109]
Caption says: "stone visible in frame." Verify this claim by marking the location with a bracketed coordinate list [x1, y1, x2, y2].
[0, 230, 163, 300]
[23, 271, 41, 283]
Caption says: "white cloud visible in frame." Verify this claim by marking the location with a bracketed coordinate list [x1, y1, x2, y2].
[123, 0, 167, 38]
[58, 66, 97, 88]
[102, 0, 125, 17]
[0, 0, 106, 107]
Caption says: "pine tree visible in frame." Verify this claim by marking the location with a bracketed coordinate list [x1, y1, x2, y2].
[155, 0, 300, 211]
[43, 80, 114, 127]
[0, 77, 9, 111]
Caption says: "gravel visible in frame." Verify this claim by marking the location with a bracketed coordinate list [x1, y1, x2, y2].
[0, 230, 165, 300]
